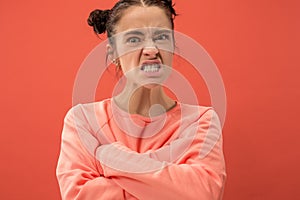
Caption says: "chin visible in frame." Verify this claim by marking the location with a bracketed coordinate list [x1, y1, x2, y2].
[141, 83, 161, 90]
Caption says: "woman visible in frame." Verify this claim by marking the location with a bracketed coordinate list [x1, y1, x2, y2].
[56, 0, 226, 199]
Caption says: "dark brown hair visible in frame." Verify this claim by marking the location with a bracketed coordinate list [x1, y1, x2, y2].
[87, 0, 177, 40]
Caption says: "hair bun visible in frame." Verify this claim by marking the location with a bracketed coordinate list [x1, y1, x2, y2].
[87, 9, 111, 34]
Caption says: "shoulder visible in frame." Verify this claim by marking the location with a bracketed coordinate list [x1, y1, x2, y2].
[66, 98, 111, 115]
[63, 99, 113, 131]
[179, 103, 217, 121]
[177, 103, 221, 133]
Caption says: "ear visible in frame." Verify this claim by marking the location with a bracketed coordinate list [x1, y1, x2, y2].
[106, 44, 116, 62]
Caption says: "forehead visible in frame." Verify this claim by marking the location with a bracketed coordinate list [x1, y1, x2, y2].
[115, 6, 172, 33]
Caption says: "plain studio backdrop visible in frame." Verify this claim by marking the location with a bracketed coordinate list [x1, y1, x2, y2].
[1, 0, 299, 199]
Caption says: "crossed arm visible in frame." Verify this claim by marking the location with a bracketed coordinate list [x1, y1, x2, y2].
[56, 106, 226, 200]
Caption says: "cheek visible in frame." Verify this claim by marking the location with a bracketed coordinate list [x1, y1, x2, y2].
[161, 51, 173, 67]
[119, 52, 140, 72]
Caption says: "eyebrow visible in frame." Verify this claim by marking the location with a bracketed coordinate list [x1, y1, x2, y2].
[153, 29, 172, 35]
[123, 29, 172, 36]
[124, 30, 145, 36]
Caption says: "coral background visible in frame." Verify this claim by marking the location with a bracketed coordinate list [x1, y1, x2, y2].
[1, 0, 299, 199]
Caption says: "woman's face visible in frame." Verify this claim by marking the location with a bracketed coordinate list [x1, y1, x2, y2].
[111, 6, 174, 87]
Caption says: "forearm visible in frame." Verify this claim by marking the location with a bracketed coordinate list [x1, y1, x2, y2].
[58, 176, 125, 200]
[96, 141, 226, 200]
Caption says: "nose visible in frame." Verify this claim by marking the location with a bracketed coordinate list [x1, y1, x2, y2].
[142, 43, 159, 57]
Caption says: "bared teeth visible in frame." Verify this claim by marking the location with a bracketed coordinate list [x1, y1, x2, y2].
[142, 64, 160, 72]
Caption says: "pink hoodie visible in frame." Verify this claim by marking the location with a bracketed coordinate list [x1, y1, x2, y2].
[56, 99, 226, 200]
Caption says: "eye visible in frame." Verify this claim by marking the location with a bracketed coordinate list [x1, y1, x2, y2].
[153, 34, 170, 42]
[126, 37, 141, 44]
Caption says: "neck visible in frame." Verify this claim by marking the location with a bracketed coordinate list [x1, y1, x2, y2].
[113, 83, 175, 117]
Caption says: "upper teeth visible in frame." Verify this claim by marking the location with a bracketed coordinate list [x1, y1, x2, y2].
[142, 64, 160, 72]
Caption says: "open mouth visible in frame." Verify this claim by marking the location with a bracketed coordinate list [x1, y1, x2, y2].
[141, 64, 161, 72]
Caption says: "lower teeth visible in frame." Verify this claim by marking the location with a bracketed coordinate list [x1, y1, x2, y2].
[144, 68, 159, 72]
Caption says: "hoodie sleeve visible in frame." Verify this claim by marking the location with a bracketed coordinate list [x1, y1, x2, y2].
[96, 109, 226, 200]
[56, 105, 127, 200]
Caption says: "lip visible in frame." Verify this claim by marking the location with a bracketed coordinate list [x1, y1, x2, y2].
[141, 60, 161, 66]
